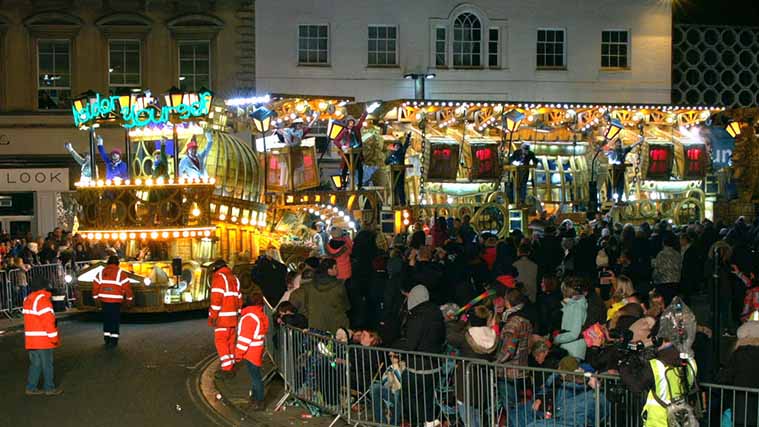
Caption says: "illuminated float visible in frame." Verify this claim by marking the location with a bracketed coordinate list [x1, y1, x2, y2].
[262, 99, 725, 240]
[69, 88, 272, 312]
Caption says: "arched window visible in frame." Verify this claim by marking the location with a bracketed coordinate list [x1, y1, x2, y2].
[453, 13, 482, 67]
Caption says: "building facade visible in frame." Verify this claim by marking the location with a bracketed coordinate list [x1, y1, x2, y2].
[0, 0, 253, 237]
[256, 0, 672, 103]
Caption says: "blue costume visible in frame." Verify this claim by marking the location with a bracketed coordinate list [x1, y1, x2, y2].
[97, 144, 129, 180]
[178, 133, 214, 179]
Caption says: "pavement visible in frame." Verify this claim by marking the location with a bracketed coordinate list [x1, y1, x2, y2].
[201, 353, 347, 427]
[0, 308, 341, 427]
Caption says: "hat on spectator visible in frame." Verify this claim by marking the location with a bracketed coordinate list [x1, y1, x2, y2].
[737, 310, 759, 340]
[30, 275, 49, 292]
[558, 356, 580, 372]
[496, 275, 516, 288]
[407, 285, 429, 311]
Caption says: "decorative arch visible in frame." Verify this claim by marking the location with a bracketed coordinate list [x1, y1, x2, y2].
[167, 14, 224, 37]
[96, 12, 152, 36]
[24, 11, 82, 37]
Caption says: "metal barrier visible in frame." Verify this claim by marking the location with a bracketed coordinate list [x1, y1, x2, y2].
[0, 263, 78, 317]
[272, 325, 759, 427]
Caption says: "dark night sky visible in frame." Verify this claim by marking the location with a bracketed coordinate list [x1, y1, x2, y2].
[674, 0, 759, 26]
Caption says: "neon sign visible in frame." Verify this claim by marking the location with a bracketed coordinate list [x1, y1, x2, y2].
[72, 92, 212, 129]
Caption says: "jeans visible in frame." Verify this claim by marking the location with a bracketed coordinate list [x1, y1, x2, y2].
[26, 349, 55, 392]
[371, 382, 401, 425]
[498, 378, 530, 427]
[457, 402, 482, 427]
[245, 360, 265, 401]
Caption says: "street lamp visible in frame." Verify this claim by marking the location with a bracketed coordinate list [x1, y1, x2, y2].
[250, 107, 274, 202]
[725, 121, 741, 138]
[403, 72, 436, 100]
[589, 118, 625, 214]
[74, 90, 100, 180]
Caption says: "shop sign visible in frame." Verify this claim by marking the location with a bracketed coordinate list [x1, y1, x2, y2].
[72, 92, 212, 129]
[0, 168, 70, 191]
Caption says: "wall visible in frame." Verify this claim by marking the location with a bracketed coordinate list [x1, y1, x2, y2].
[256, 0, 672, 103]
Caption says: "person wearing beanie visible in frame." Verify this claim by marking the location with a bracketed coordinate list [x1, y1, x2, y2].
[92, 255, 133, 348]
[179, 131, 214, 179]
[95, 133, 129, 180]
[23, 275, 62, 396]
[399, 284, 445, 426]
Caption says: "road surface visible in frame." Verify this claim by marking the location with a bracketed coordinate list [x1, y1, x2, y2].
[0, 312, 219, 427]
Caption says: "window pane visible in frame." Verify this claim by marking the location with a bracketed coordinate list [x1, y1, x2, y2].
[388, 27, 396, 38]
[309, 26, 317, 37]
[437, 28, 446, 39]
[388, 53, 396, 65]
[126, 52, 140, 73]
[620, 31, 628, 42]
[368, 26, 377, 38]
[318, 51, 328, 63]
[556, 31, 564, 41]
[538, 30, 545, 41]
[436, 53, 445, 66]
[318, 38, 327, 50]
[602, 31, 610, 43]
[319, 26, 328, 37]
[368, 39, 377, 52]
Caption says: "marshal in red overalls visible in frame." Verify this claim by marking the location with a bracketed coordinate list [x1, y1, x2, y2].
[208, 261, 242, 373]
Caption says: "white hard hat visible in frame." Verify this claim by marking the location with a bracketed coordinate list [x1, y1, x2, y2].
[292, 118, 305, 125]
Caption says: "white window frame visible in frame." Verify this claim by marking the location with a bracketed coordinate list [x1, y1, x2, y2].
[297, 24, 330, 66]
[601, 29, 630, 70]
[487, 27, 500, 69]
[434, 26, 447, 68]
[36, 38, 71, 111]
[367, 25, 398, 67]
[108, 39, 142, 92]
[536, 28, 566, 70]
[452, 12, 483, 69]
[178, 40, 212, 91]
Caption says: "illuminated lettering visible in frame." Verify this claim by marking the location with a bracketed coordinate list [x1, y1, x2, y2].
[72, 91, 212, 128]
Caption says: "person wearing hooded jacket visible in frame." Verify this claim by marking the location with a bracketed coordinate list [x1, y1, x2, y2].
[447, 305, 497, 427]
[234, 292, 270, 411]
[553, 277, 588, 360]
[289, 258, 350, 334]
[398, 285, 445, 427]
[23, 275, 62, 396]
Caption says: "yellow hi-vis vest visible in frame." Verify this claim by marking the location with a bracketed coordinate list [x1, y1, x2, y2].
[642, 356, 697, 427]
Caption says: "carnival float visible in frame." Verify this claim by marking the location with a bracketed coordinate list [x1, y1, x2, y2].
[66, 87, 743, 310]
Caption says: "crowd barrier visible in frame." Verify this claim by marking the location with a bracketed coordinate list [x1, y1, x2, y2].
[272, 325, 758, 427]
[0, 263, 79, 318]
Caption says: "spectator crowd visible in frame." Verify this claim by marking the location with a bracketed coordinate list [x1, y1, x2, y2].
[268, 213, 759, 427]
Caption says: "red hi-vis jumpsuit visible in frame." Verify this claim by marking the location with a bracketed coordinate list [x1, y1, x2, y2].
[209, 266, 242, 371]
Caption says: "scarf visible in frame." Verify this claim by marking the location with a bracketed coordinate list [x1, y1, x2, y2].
[502, 303, 524, 323]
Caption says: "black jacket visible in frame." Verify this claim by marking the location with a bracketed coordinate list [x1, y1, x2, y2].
[400, 301, 446, 370]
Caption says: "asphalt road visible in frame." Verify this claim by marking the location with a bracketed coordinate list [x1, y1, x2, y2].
[0, 311, 219, 427]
